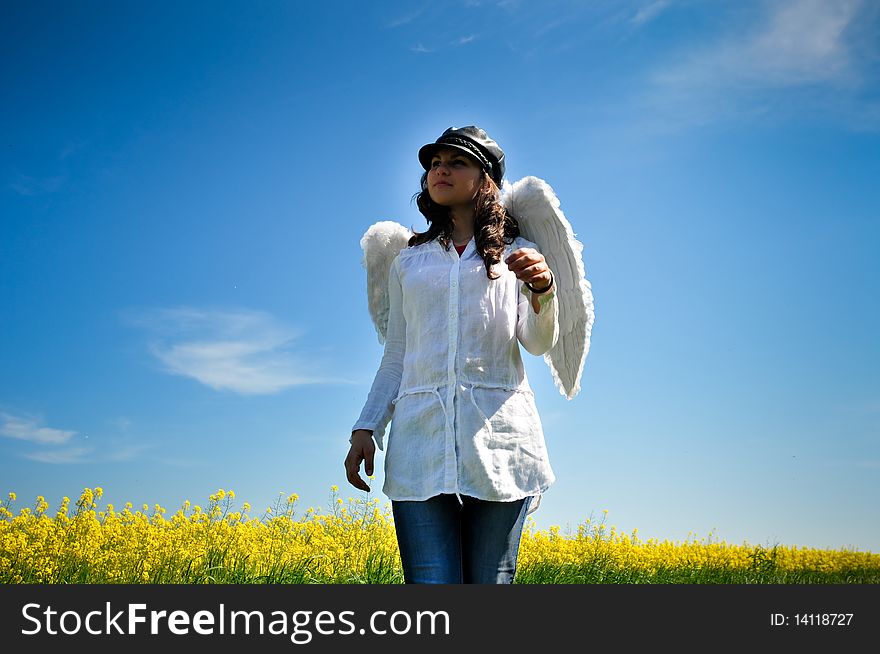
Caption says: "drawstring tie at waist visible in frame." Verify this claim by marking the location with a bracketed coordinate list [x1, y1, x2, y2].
[392, 383, 539, 510]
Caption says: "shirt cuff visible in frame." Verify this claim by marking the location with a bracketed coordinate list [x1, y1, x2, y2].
[521, 282, 556, 307]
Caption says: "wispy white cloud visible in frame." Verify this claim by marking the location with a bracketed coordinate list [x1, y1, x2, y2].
[104, 442, 154, 462]
[632, 0, 672, 26]
[643, 0, 878, 129]
[0, 412, 75, 445]
[126, 307, 334, 395]
[462, 0, 522, 8]
[411, 34, 476, 52]
[22, 440, 153, 465]
[750, 0, 860, 84]
[22, 447, 92, 465]
[385, 6, 429, 29]
[1, 411, 155, 464]
[655, 0, 862, 90]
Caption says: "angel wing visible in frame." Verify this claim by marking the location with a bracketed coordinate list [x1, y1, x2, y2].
[501, 176, 595, 400]
[361, 220, 412, 343]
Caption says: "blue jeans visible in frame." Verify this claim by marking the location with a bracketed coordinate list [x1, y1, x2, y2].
[391, 493, 532, 584]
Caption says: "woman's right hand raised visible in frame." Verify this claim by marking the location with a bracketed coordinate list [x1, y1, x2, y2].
[345, 430, 376, 492]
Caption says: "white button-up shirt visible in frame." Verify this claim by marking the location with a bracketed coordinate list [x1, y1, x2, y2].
[353, 236, 559, 504]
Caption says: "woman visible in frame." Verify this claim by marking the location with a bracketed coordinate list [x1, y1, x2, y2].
[344, 126, 559, 584]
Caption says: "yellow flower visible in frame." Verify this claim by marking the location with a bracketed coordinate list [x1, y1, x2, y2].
[7, 492, 16, 501]
[3, 483, 875, 585]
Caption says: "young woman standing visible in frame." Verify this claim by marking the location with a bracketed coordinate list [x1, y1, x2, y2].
[345, 126, 560, 584]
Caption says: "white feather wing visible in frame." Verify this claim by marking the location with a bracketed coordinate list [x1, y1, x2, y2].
[501, 176, 595, 399]
[360, 221, 412, 343]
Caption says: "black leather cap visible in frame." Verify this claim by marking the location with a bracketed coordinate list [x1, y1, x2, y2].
[418, 126, 505, 185]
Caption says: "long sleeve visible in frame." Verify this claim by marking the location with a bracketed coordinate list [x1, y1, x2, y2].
[351, 257, 406, 450]
[516, 283, 559, 356]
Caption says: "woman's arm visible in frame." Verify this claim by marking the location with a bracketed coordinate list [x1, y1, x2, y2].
[516, 285, 559, 356]
[345, 257, 406, 490]
[507, 247, 559, 356]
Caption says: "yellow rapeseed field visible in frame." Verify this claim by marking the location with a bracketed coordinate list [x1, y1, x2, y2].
[2, 487, 878, 584]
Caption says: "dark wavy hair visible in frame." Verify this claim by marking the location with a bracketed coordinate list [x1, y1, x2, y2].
[409, 169, 520, 279]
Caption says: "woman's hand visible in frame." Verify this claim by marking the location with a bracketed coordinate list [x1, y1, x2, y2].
[506, 248, 554, 313]
[345, 430, 376, 492]
[505, 248, 553, 292]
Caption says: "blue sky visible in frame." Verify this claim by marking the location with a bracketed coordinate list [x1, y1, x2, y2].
[2, 0, 878, 552]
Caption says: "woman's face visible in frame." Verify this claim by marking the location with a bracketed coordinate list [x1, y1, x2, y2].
[426, 148, 483, 210]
